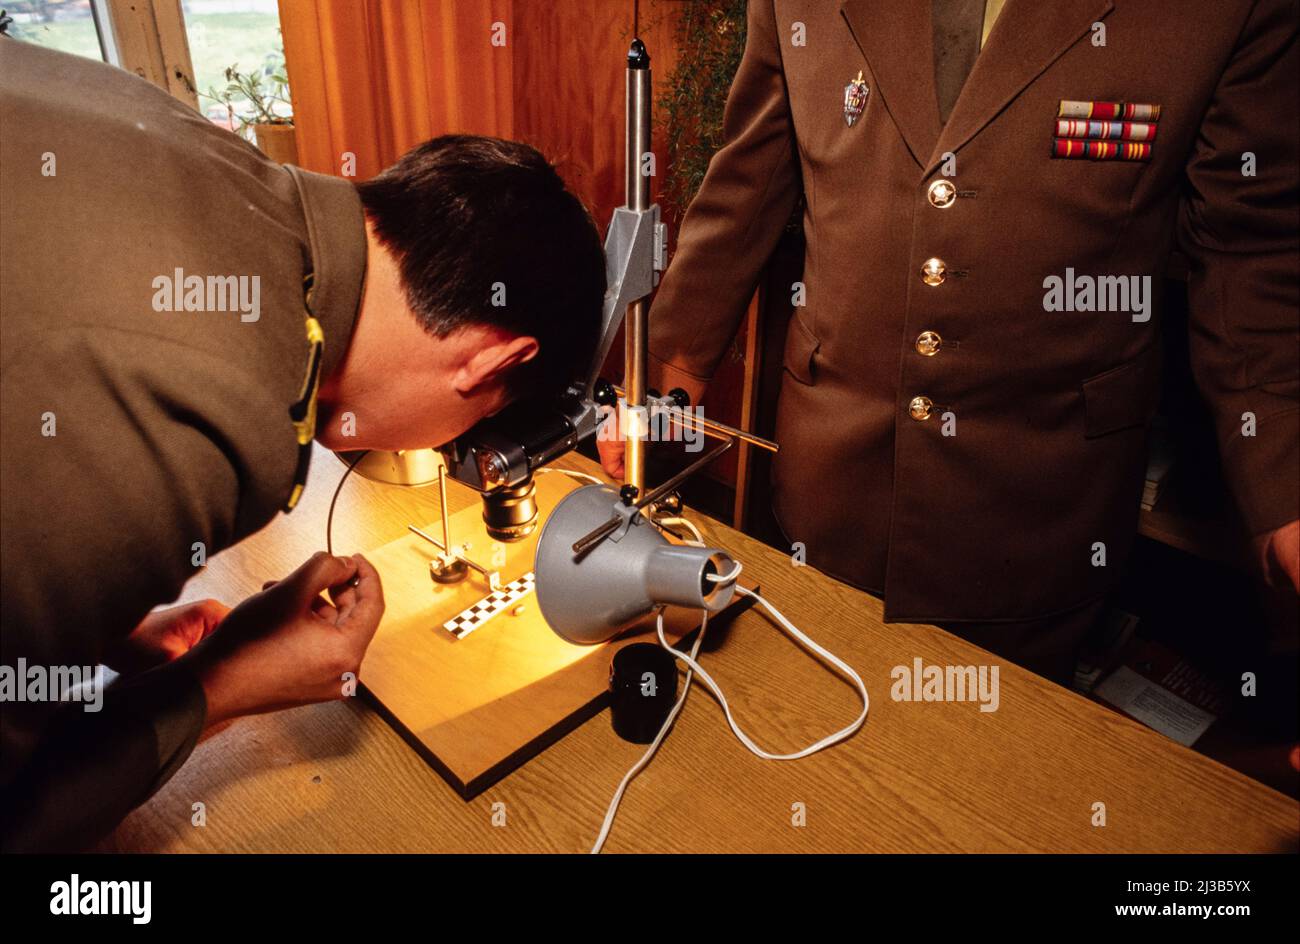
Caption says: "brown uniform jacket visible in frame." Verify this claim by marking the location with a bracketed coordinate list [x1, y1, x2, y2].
[0, 41, 365, 849]
[648, 0, 1299, 622]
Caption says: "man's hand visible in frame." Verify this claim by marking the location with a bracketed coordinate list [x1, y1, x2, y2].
[182, 552, 385, 728]
[106, 599, 230, 675]
[595, 425, 626, 480]
[1264, 519, 1300, 593]
[595, 403, 626, 479]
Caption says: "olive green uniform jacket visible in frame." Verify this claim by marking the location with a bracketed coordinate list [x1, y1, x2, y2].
[0, 40, 365, 850]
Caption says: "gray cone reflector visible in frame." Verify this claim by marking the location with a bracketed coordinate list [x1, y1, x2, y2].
[534, 484, 737, 645]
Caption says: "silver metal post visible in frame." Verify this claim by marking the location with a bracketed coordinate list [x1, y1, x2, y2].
[623, 39, 653, 497]
[437, 463, 451, 552]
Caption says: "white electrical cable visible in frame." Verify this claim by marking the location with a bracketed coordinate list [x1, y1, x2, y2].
[671, 562, 870, 761]
[708, 560, 744, 585]
[589, 513, 708, 854]
[590, 609, 708, 854]
[591, 534, 871, 851]
[653, 516, 705, 545]
[534, 467, 605, 486]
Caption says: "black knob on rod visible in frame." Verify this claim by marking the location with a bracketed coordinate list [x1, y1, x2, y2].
[628, 38, 650, 69]
[593, 377, 618, 407]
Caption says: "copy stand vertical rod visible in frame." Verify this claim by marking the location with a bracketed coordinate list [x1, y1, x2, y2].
[438, 463, 451, 552]
[623, 38, 653, 497]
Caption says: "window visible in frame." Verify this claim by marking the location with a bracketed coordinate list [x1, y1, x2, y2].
[4, 0, 112, 63]
[184, 0, 289, 132]
[4, 1, 290, 136]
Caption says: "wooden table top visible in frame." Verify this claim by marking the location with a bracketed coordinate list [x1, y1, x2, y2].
[100, 445, 1299, 853]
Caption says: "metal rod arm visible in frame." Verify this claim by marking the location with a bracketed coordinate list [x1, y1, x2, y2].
[571, 438, 733, 556]
[609, 383, 779, 453]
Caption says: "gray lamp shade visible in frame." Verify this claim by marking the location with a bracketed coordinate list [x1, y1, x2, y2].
[534, 484, 736, 644]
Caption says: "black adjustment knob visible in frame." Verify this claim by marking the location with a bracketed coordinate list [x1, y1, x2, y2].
[627, 38, 650, 70]
[592, 377, 617, 407]
[647, 387, 662, 401]
[667, 387, 690, 408]
[619, 484, 639, 506]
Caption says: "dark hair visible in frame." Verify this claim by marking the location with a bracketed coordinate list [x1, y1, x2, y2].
[357, 135, 605, 399]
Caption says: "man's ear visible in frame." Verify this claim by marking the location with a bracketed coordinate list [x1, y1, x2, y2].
[452, 334, 539, 396]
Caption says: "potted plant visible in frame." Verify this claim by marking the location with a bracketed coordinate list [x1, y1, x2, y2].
[204, 49, 297, 164]
[658, 0, 747, 218]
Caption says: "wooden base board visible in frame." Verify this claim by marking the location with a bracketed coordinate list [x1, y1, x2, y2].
[358, 471, 753, 798]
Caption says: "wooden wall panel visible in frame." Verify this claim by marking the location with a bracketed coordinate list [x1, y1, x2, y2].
[509, 0, 682, 234]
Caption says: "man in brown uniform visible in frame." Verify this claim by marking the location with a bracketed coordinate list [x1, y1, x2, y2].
[0, 41, 604, 850]
[601, 0, 1299, 676]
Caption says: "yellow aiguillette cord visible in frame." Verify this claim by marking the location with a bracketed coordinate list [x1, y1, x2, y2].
[285, 276, 324, 511]
[981, 0, 1006, 48]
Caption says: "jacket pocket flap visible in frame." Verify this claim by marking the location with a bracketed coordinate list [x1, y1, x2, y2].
[783, 316, 820, 385]
[1082, 352, 1159, 438]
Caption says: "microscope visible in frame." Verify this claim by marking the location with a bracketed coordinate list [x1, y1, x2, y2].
[440, 37, 774, 534]
[345, 37, 776, 624]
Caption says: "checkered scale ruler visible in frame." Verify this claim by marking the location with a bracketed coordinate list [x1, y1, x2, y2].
[441, 571, 536, 639]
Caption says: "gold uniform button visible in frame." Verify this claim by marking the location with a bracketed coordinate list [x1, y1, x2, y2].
[921, 257, 947, 285]
[916, 330, 942, 356]
[909, 396, 934, 421]
[927, 179, 956, 208]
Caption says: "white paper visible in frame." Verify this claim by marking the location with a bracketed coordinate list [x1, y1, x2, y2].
[1095, 665, 1216, 747]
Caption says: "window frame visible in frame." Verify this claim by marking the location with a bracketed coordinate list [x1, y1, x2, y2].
[99, 0, 199, 111]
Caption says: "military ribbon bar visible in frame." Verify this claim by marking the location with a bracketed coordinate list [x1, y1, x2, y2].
[1055, 119, 1157, 141]
[1052, 138, 1152, 161]
[1058, 100, 1161, 121]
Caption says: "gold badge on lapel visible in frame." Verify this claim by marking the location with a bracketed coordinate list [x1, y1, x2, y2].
[843, 70, 869, 127]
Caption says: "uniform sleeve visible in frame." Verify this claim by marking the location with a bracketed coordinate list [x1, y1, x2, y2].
[0, 662, 207, 852]
[646, 0, 801, 404]
[0, 330, 242, 850]
[1178, 0, 1300, 537]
